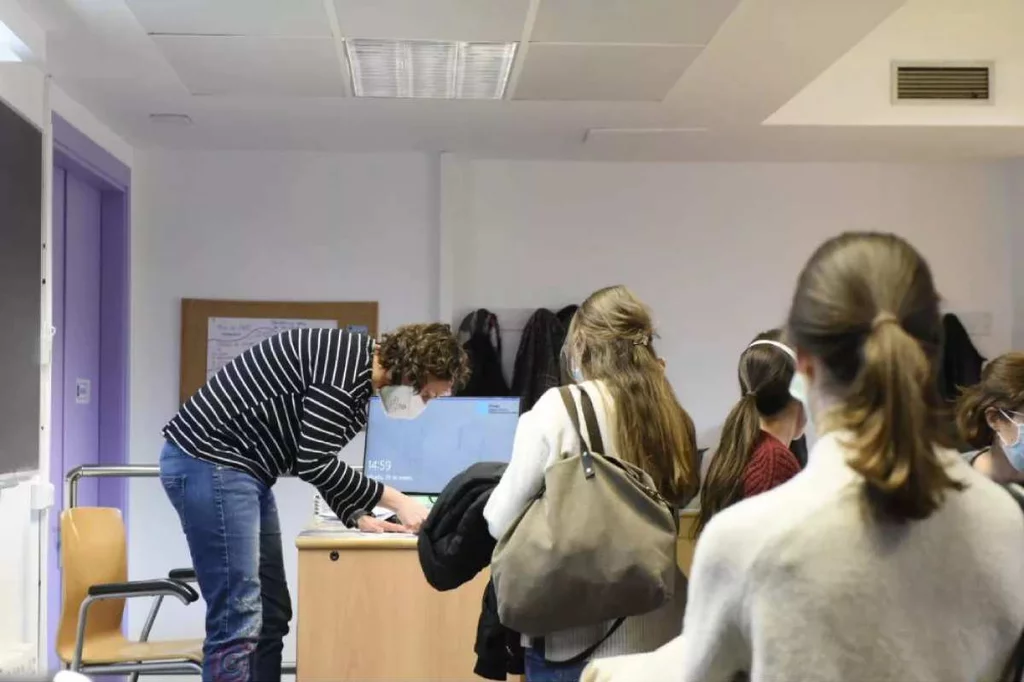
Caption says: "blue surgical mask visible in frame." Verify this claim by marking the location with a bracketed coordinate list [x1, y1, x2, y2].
[562, 343, 584, 383]
[570, 359, 584, 383]
[999, 410, 1024, 471]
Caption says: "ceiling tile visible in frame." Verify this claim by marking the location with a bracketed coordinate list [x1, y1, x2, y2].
[152, 36, 345, 97]
[331, 0, 530, 41]
[513, 44, 701, 102]
[125, 0, 330, 37]
[531, 0, 742, 45]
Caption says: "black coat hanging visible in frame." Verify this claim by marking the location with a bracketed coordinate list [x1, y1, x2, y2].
[938, 313, 985, 403]
[456, 309, 509, 397]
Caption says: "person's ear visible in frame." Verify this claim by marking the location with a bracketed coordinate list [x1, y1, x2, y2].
[984, 407, 1002, 431]
[795, 349, 814, 380]
[657, 357, 666, 370]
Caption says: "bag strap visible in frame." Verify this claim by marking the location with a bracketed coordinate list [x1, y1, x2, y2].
[576, 386, 605, 454]
[557, 386, 604, 480]
[1001, 483, 1024, 682]
[534, 618, 626, 668]
[557, 386, 584, 444]
[541, 389, 624, 665]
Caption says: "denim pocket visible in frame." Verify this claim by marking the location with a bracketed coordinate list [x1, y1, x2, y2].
[161, 475, 188, 531]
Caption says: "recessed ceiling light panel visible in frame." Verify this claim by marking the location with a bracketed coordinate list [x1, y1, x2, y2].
[345, 39, 517, 100]
[0, 20, 29, 63]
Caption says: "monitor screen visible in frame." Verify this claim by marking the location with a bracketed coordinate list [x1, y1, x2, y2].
[363, 396, 521, 495]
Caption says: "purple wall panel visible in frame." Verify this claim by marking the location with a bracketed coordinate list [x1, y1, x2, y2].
[98, 191, 128, 511]
[63, 171, 103, 507]
[48, 114, 130, 673]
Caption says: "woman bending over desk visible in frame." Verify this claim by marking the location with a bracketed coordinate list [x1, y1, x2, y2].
[160, 324, 468, 682]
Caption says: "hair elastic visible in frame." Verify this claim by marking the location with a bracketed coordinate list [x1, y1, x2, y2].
[872, 311, 900, 331]
[746, 339, 797, 362]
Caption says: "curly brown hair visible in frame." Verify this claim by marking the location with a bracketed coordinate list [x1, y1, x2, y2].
[377, 323, 470, 391]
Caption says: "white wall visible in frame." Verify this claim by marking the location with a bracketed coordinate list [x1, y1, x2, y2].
[446, 159, 1014, 442]
[127, 150, 439, 668]
[1003, 161, 1024, 350]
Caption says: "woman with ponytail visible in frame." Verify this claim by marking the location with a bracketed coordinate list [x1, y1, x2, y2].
[696, 330, 803, 534]
[582, 233, 1024, 682]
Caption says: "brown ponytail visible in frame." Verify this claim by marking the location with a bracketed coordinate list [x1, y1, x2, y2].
[788, 232, 961, 523]
[955, 352, 1024, 449]
[697, 395, 760, 535]
[830, 314, 959, 519]
[697, 329, 797, 535]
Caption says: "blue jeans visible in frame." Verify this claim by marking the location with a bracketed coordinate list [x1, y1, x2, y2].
[159, 441, 292, 682]
[525, 647, 589, 682]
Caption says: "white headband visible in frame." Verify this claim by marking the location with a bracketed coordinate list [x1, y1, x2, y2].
[746, 339, 796, 362]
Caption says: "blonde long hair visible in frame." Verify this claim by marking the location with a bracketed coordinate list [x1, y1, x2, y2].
[567, 286, 698, 502]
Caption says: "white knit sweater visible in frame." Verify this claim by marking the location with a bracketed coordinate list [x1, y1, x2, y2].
[582, 431, 1024, 682]
[483, 381, 687, 662]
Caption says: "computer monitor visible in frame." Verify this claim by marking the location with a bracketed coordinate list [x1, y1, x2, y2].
[363, 396, 521, 495]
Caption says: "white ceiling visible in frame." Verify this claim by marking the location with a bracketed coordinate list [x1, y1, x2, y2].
[18, 0, 1024, 160]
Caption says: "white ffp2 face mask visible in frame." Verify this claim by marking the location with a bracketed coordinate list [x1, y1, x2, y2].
[789, 372, 814, 432]
[379, 385, 427, 420]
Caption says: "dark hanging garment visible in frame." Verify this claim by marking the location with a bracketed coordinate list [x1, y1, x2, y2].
[511, 308, 569, 413]
[556, 304, 579, 330]
[416, 462, 524, 680]
[938, 313, 986, 452]
[554, 305, 579, 384]
[938, 313, 985, 403]
[457, 309, 509, 397]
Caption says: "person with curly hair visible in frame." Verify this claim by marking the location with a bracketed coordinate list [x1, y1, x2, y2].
[159, 323, 468, 682]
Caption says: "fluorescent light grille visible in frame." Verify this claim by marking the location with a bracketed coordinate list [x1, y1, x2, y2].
[346, 39, 516, 99]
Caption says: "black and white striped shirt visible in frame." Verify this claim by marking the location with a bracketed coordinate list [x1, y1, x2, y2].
[163, 328, 382, 521]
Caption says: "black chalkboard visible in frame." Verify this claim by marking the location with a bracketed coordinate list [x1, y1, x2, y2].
[0, 97, 42, 477]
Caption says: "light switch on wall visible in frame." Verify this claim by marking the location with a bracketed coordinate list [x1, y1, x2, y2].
[75, 378, 91, 405]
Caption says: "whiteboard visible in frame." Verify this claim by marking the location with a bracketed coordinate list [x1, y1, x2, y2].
[206, 317, 337, 380]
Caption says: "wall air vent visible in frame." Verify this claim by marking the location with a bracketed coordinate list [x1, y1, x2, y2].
[893, 62, 992, 102]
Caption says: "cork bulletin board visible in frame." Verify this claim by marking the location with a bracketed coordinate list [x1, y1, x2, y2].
[179, 298, 379, 405]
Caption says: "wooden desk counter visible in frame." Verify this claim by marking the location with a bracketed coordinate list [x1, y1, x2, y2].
[296, 524, 500, 681]
[296, 514, 698, 681]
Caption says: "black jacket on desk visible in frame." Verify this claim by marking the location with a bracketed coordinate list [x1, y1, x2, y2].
[417, 462, 524, 680]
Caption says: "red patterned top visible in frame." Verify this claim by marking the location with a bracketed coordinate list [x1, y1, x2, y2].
[742, 431, 801, 498]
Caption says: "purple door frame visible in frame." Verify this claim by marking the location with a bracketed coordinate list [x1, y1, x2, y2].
[48, 114, 130, 670]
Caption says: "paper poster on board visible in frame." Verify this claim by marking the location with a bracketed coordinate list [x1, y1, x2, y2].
[206, 317, 338, 379]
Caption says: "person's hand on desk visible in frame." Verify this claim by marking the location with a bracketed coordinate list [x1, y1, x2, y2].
[378, 485, 429, 533]
[356, 515, 411, 533]
[394, 498, 429, 532]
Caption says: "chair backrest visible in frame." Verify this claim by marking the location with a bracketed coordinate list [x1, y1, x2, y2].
[56, 507, 128, 661]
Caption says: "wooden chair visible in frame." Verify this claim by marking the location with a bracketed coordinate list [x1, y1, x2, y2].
[56, 507, 204, 677]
